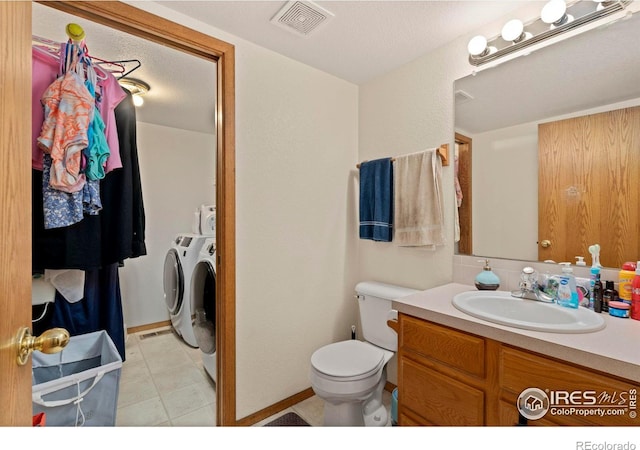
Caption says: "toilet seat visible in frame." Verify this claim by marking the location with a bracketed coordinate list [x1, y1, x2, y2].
[311, 340, 385, 381]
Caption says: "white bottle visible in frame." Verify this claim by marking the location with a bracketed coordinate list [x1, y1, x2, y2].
[557, 262, 579, 309]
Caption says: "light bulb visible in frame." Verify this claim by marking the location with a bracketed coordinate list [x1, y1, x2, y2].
[132, 94, 144, 107]
[501, 19, 526, 43]
[467, 35, 488, 57]
[541, 0, 573, 27]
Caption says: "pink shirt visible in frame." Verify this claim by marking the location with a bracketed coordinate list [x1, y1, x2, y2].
[96, 70, 126, 172]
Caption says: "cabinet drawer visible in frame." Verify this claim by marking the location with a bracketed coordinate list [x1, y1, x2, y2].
[400, 357, 484, 426]
[500, 346, 639, 426]
[401, 314, 485, 378]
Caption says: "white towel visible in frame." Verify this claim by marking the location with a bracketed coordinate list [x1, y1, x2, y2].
[393, 149, 445, 248]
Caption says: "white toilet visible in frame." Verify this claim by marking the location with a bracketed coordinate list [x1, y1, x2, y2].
[309, 281, 418, 426]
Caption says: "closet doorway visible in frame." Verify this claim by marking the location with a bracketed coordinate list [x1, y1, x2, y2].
[0, 1, 236, 426]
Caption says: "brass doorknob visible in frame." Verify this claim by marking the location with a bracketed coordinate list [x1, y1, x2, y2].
[16, 327, 70, 366]
[540, 239, 552, 248]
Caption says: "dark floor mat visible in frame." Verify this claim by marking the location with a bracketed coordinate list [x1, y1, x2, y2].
[263, 412, 310, 426]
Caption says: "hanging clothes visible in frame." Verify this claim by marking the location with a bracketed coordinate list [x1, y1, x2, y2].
[32, 42, 126, 176]
[96, 66, 126, 173]
[83, 79, 111, 181]
[32, 37, 146, 269]
[38, 68, 94, 194]
[31, 31, 146, 361]
[32, 88, 147, 270]
[101, 88, 147, 263]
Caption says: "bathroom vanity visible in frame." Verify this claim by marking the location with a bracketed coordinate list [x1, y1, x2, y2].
[392, 283, 640, 426]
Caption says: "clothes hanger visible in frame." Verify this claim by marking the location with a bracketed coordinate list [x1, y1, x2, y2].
[111, 59, 142, 79]
[35, 24, 139, 80]
[32, 35, 62, 59]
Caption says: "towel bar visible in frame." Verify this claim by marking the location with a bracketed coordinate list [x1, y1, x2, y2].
[356, 144, 449, 169]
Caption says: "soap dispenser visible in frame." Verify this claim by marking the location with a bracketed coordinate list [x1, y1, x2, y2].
[475, 259, 500, 291]
[557, 262, 579, 309]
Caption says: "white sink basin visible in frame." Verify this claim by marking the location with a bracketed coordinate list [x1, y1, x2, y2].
[452, 291, 606, 333]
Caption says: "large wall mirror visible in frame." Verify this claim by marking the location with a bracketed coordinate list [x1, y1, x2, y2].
[454, 11, 640, 269]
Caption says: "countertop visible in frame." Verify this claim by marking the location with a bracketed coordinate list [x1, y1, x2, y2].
[392, 282, 640, 383]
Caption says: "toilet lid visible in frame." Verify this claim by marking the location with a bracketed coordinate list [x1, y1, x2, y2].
[311, 340, 384, 379]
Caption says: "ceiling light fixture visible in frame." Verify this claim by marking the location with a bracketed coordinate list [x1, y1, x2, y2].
[118, 77, 150, 107]
[467, 0, 632, 66]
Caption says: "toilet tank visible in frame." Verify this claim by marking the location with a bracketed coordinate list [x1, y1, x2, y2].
[355, 281, 419, 352]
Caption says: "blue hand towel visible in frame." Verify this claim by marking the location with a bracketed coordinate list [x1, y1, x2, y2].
[359, 157, 393, 241]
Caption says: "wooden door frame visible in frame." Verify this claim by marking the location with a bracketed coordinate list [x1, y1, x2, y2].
[455, 132, 472, 255]
[32, 1, 237, 426]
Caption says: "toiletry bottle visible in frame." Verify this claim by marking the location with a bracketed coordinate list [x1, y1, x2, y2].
[575, 256, 586, 267]
[593, 272, 603, 313]
[602, 280, 617, 313]
[557, 263, 579, 309]
[631, 261, 640, 321]
[475, 259, 500, 291]
[589, 266, 600, 310]
[619, 261, 636, 305]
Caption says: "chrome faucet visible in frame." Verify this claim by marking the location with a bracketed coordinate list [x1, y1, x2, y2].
[511, 267, 555, 303]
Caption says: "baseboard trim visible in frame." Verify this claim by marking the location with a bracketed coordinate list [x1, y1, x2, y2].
[127, 320, 171, 335]
[236, 387, 315, 426]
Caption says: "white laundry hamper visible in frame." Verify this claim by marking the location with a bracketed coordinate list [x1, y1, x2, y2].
[32, 330, 122, 426]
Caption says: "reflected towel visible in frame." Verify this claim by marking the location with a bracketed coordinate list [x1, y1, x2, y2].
[359, 157, 393, 242]
[394, 149, 445, 248]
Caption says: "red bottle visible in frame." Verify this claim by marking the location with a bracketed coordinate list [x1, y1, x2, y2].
[631, 261, 640, 321]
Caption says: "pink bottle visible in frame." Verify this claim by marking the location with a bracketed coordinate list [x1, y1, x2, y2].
[631, 261, 640, 321]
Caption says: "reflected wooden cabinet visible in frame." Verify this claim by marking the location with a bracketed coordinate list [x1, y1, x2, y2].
[396, 313, 640, 426]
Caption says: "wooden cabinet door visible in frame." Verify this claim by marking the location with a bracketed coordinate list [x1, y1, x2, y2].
[400, 357, 485, 426]
[500, 345, 640, 426]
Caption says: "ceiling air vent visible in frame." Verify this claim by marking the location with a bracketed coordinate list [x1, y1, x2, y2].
[455, 89, 474, 105]
[270, 1, 334, 37]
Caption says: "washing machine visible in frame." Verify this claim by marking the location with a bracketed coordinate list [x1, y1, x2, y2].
[190, 237, 216, 382]
[163, 233, 207, 347]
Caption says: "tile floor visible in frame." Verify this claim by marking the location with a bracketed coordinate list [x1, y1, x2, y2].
[116, 326, 391, 427]
[116, 326, 216, 426]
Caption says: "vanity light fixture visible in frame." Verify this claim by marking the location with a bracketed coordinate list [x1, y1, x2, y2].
[467, 0, 632, 66]
[118, 77, 150, 107]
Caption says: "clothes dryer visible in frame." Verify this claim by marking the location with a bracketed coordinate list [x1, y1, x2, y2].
[190, 237, 216, 381]
[163, 233, 207, 347]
